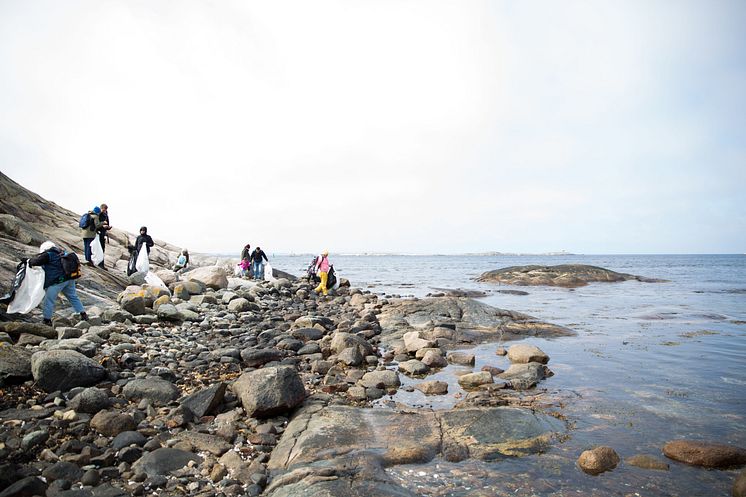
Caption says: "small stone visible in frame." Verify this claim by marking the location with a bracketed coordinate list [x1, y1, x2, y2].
[81, 468, 101, 486]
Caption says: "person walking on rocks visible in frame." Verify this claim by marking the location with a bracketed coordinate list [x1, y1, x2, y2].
[96, 203, 112, 270]
[81, 206, 103, 267]
[250, 246, 268, 280]
[313, 250, 331, 296]
[29, 241, 87, 326]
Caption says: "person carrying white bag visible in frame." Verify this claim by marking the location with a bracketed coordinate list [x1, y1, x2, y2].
[27, 241, 87, 326]
[134, 226, 154, 274]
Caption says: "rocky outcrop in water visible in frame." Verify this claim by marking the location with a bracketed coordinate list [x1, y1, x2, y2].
[476, 264, 667, 288]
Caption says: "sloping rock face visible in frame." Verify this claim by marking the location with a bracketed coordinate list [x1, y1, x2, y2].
[476, 264, 666, 288]
[377, 297, 573, 349]
[0, 172, 183, 304]
[266, 400, 564, 496]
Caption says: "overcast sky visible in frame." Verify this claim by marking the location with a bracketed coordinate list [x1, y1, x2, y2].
[1, 1, 744, 254]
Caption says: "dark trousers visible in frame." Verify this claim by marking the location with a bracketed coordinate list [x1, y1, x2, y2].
[83, 238, 93, 262]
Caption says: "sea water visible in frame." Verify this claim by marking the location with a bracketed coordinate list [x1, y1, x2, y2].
[270, 254, 746, 496]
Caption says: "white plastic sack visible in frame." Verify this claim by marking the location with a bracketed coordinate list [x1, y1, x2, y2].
[91, 237, 105, 266]
[145, 271, 167, 289]
[8, 263, 45, 314]
[264, 263, 277, 282]
[135, 246, 149, 273]
[234, 264, 243, 277]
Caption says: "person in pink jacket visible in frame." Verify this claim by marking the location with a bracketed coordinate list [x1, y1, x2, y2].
[314, 250, 331, 296]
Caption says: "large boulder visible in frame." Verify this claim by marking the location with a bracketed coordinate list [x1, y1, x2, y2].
[499, 362, 548, 390]
[663, 440, 746, 468]
[30, 350, 106, 392]
[507, 344, 549, 364]
[184, 267, 229, 290]
[0, 345, 33, 384]
[476, 264, 666, 287]
[233, 366, 306, 418]
[123, 378, 180, 406]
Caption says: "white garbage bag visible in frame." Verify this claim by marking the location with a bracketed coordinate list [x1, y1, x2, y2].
[145, 271, 168, 289]
[8, 262, 46, 314]
[234, 264, 243, 277]
[91, 237, 105, 266]
[264, 263, 277, 282]
[135, 246, 149, 273]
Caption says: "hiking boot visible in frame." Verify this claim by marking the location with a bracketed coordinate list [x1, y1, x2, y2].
[86, 261, 95, 267]
[80, 312, 89, 321]
[42, 318, 52, 326]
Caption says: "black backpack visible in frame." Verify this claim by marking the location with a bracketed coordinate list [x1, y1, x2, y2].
[60, 252, 81, 280]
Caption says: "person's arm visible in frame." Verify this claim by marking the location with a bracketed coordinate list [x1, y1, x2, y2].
[28, 252, 50, 267]
[146, 235, 154, 248]
[262, 251, 268, 262]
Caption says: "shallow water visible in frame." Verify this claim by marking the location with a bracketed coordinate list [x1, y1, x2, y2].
[272, 254, 746, 496]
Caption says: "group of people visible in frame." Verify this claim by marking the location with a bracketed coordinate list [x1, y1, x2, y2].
[239, 243, 268, 280]
[22, 207, 334, 324]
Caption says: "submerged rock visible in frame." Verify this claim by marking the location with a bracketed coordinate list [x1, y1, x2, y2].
[663, 440, 746, 468]
[578, 446, 620, 474]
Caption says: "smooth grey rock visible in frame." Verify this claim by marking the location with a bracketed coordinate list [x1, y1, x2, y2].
[68, 387, 110, 414]
[123, 378, 180, 406]
[131, 448, 201, 477]
[31, 350, 106, 392]
[112, 431, 147, 450]
[359, 370, 400, 389]
[41, 461, 85, 482]
[240, 348, 284, 368]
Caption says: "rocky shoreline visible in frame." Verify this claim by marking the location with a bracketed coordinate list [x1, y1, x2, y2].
[0, 269, 581, 497]
[3, 271, 744, 496]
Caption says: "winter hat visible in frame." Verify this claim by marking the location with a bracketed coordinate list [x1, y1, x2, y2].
[39, 241, 56, 253]
[93, 206, 101, 214]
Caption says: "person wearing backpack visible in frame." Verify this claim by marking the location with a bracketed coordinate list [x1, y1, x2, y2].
[28, 241, 87, 326]
[81, 206, 103, 267]
[313, 250, 331, 296]
[250, 246, 269, 280]
[96, 203, 112, 269]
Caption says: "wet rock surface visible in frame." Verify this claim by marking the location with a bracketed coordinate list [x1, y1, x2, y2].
[0, 273, 584, 497]
[476, 264, 667, 288]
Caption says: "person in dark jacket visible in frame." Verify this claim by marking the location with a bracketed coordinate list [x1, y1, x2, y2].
[135, 226, 154, 255]
[29, 241, 87, 326]
[240, 243, 251, 263]
[96, 203, 112, 269]
[250, 247, 268, 280]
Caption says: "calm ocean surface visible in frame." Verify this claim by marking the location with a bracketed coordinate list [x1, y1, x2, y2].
[269, 254, 746, 496]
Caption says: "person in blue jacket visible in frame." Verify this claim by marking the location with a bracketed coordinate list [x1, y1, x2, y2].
[28, 241, 87, 326]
